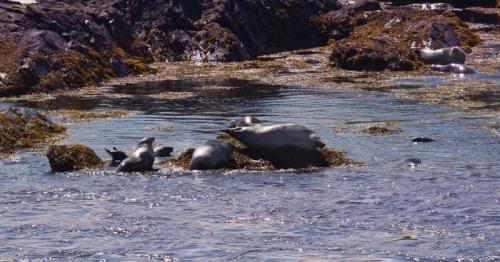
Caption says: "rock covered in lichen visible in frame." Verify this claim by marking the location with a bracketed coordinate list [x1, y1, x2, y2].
[322, 5, 481, 71]
[46, 144, 104, 172]
[0, 107, 65, 156]
[163, 134, 356, 171]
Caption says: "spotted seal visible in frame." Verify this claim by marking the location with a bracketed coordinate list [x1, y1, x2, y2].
[430, 63, 476, 74]
[222, 124, 325, 151]
[154, 145, 173, 157]
[419, 46, 466, 65]
[189, 140, 236, 170]
[117, 137, 155, 172]
[105, 147, 128, 167]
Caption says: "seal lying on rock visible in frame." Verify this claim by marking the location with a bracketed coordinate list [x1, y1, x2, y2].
[117, 137, 155, 172]
[105, 147, 128, 167]
[419, 46, 466, 65]
[227, 116, 262, 128]
[154, 146, 173, 157]
[189, 140, 236, 170]
[223, 124, 325, 151]
[430, 63, 476, 74]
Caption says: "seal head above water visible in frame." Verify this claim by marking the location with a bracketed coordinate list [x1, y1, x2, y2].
[105, 147, 128, 167]
[227, 116, 262, 128]
[117, 137, 155, 172]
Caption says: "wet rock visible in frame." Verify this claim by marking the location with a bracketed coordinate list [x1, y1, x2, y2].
[362, 126, 402, 135]
[453, 7, 500, 24]
[380, 0, 497, 8]
[326, 7, 481, 71]
[0, 107, 65, 156]
[0, 0, 336, 95]
[46, 144, 103, 172]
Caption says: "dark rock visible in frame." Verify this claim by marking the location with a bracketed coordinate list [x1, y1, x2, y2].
[380, 0, 497, 8]
[47, 144, 104, 172]
[453, 7, 500, 24]
[0, 0, 337, 96]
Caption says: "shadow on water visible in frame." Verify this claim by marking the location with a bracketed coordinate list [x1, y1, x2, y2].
[14, 78, 285, 114]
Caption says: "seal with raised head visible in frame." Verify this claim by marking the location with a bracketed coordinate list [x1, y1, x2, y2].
[117, 137, 155, 172]
[105, 147, 128, 167]
[419, 46, 466, 65]
[154, 145, 173, 157]
[222, 124, 325, 151]
[227, 116, 262, 128]
[430, 63, 476, 74]
[189, 140, 236, 170]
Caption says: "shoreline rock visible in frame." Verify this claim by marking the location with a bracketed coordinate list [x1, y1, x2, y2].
[0, 107, 65, 156]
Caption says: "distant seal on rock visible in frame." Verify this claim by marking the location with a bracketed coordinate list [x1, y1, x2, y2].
[154, 145, 173, 157]
[227, 116, 262, 128]
[223, 124, 325, 151]
[419, 46, 466, 65]
[105, 147, 128, 167]
[189, 140, 236, 170]
[430, 63, 476, 74]
[117, 137, 155, 172]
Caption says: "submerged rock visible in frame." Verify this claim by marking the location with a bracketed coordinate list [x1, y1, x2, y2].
[46, 144, 103, 172]
[0, 108, 65, 156]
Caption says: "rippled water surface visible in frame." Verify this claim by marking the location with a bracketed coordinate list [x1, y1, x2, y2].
[1, 79, 499, 261]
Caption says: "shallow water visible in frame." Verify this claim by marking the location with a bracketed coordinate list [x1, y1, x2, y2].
[1, 79, 499, 261]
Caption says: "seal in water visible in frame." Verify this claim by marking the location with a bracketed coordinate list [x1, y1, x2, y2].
[412, 137, 434, 143]
[189, 140, 236, 170]
[227, 116, 262, 128]
[154, 146, 173, 157]
[419, 46, 466, 65]
[105, 147, 128, 167]
[117, 137, 155, 172]
[399, 157, 422, 167]
[430, 63, 476, 74]
[222, 124, 325, 151]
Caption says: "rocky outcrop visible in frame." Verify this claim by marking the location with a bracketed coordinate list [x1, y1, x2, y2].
[46, 144, 104, 172]
[0, 108, 65, 156]
[321, 5, 481, 71]
[379, 0, 497, 8]
[0, 0, 336, 96]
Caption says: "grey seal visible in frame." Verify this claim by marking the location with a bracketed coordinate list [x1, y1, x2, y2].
[189, 140, 236, 170]
[227, 116, 262, 128]
[399, 157, 422, 167]
[430, 63, 476, 74]
[154, 145, 173, 157]
[222, 124, 325, 151]
[105, 147, 128, 167]
[117, 137, 155, 172]
[412, 137, 434, 143]
[419, 46, 466, 65]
